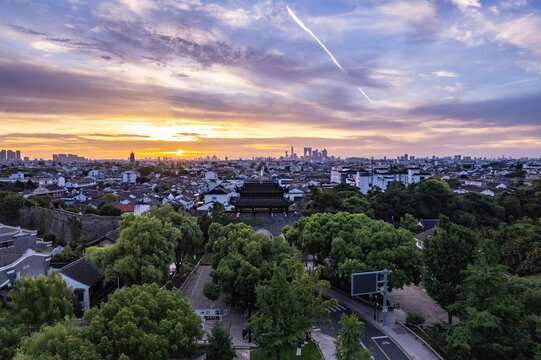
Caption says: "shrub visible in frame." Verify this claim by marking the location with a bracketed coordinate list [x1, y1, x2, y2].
[406, 313, 425, 327]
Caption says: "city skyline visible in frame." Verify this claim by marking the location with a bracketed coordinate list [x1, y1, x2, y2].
[1, 0, 541, 159]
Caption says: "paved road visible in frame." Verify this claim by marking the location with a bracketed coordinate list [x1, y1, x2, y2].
[318, 301, 409, 360]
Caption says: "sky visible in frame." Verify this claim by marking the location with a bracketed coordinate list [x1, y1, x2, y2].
[1, 0, 541, 160]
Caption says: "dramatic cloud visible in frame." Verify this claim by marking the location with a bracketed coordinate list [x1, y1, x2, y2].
[0, 0, 540, 159]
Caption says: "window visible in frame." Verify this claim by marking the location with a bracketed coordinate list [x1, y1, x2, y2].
[0, 240, 14, 248]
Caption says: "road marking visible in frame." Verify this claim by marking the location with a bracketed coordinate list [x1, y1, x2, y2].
[371, 337, 391, 360]
[336, 304, 346, 310]
[328, 306, 338, 312]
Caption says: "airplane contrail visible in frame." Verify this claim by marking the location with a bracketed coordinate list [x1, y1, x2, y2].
[286, 5, 374, 104]
[358, 87, 374, 104]
[286, 5, 346, 73]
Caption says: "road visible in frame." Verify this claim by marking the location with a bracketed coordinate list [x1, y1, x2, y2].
[317, 301, 410, 360]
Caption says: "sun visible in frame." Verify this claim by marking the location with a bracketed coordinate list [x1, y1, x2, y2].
[176, 149, 184, 156]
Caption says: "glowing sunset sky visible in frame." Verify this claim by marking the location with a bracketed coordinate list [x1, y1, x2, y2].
[1, 0, 540, 159]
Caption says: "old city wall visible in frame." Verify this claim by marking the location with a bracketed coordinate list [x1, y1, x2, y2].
[16, 206, 121, 244]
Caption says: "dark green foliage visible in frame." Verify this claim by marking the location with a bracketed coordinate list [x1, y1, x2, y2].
[485, 222, 541, 276]
[52, 238, 85, 264]
[368, 182, 414, 223]
[303, 184, 372, 216]
[0, 191, 26, 218]
[207, 222, 293, 307]
[87, 213, 175, 285]
[8, 272, 74, 327]
[0, 320, 22, 360]
[334, 314, 372, 360]
[286, 212, 422, 290]
[423, 216, 479, 323]
[445, 178, 461, 188]
[82, 283, 202, 360]
[447, 253, 539, 359]
[203, 281, 220, 300]
[97, 204, 121, 216]
[405, 313, 425, 327]
[14, 320, 102, 360]
[145, 204, 203, 270]
[206, 323, 236, 360]
[28, 195, 52, 208]
[248, 260, 335, 360]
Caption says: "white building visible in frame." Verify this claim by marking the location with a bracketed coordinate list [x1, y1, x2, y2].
[285, 188, 305, 201]
[355, 169, 431, 194]
[121, 170, 139, 184]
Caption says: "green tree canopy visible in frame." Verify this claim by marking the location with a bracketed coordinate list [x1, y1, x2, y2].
[286, 212, 422, 290]
[87, 213, 175, 285]
[8, 272, 73, 327]
[248, 260, 335, 360]
[100, 193, 118, 205]
[145, 204, 203, 270]
[334, 314, 372, 360]
[206, 322, 236, 360]
[447, 248, 539, 359]
[14, 320, 101, 360]
[423, 216, 479, 324]
[207, 222, 293, 308]
[302, 184, 372, 216]
[82, 283, 202, 360]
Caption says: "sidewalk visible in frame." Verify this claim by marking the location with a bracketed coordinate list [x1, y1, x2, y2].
[325, 287, 440, 360]
[311, 332, 337, 360]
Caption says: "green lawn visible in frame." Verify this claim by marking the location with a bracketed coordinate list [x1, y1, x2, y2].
[250, 342, 322, 360]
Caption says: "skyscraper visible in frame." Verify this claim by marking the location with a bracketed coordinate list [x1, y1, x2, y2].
[130, 151, 135, 163]
[290, 146, 294, 159]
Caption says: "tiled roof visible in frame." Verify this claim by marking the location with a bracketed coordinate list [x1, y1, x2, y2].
[59, 257, 104, 287]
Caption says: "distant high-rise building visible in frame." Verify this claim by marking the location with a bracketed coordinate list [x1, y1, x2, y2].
[322, 148, 328, 159]
[291, 146, 294, 159]
[304, 147, 312, 159]
[285, 151, 288, 158]
[404, 153, 409, 161]
[129, 151, 135, 163]
[7, 150, 15, 161]
[0, 150, 5, 161]
[16, 150, 21, 160]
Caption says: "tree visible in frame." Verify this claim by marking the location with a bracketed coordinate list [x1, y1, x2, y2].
[82, 283, 202, 360]
[87, 214, 175, 285]
[334, 314, 372, 360]
[0, 192, 25, 218]
[287, 212, 422, 290]
[485, 222, 541, 276]
[145, 204, 203, 271]
[302, 184, 372, 216]
[203, 281, 220, 300]
[412, 178, 454, 219]
[0, 312, 22, 360]
[248, 260, 335, 360]
[447, 250, 531, 359]
[8, 272, 73, 327]
[422, 216, 479, 324]
[14, 320, 101, 360]
[207, 223, 292, 312]
[400, 213, 419, 233]
[101, 193, 118, 205]
[97, 204, 121, 216]
[445, 178, 461, 188]
[206, 323, 236, 360]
